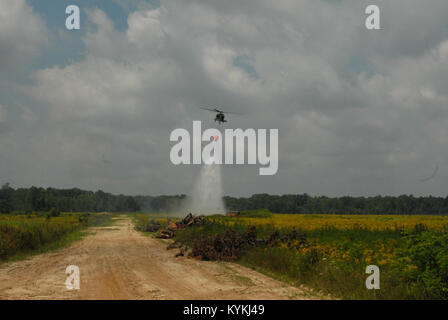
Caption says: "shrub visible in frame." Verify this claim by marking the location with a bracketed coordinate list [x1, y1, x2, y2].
[395, 231, 448, 299]
[78, 213, 90, 224]
[49, 208, 61, 217]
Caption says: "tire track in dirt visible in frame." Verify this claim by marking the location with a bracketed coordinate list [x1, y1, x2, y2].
[0, 216, 320, 300]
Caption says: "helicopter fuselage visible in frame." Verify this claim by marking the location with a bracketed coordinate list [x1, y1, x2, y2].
[214, 112, 227, 124]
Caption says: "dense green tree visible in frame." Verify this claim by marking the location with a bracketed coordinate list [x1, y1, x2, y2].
[0, 183, 13, 213]
[1, 183, 448, 215]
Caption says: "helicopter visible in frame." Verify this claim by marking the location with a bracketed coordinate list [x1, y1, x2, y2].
[200, 107, 240, 124]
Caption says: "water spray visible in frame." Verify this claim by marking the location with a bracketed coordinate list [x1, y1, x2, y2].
[183, 156, 226, 215]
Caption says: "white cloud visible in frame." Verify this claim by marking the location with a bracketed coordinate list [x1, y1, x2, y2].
[126, 9, 165, 47]
[0, 0, 48, 75]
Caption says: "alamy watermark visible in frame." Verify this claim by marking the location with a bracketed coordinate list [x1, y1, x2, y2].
[365, 265, 380, 289]
[170, 121, 278, 175]
[65, 265, 80, 290]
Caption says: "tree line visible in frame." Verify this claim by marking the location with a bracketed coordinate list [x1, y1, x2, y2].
[1, 183, 448, 215]
[224, 194, 448, 215]
[0, 183, 144, 213]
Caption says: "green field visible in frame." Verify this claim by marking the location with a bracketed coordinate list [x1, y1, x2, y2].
[0, 212, 113, 262]
[170, 211, 448, 300]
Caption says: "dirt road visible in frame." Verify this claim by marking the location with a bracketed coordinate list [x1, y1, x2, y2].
[0, 216, 318, 300]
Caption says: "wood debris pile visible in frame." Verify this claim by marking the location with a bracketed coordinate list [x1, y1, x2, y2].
[156, 213, 205, 239]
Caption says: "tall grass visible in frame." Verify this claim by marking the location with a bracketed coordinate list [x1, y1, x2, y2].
[0, 212, 113, 261]
[132, 213, 169, 233]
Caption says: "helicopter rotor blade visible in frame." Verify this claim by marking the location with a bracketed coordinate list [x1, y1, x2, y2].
[221, 111, 242, 115]
[200, 107, 220, 112]
[199, 106, 243, 115]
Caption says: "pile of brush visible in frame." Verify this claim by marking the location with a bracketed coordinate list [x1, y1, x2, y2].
[183, 227, 307, 261]
[156, 213, 205, 239]
[188, 226, 257, 261]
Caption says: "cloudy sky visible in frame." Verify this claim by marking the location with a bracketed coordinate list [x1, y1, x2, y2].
[1, 0, 448, 197]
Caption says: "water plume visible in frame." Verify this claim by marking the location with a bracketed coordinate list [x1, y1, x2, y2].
[183, 159, 226, 215]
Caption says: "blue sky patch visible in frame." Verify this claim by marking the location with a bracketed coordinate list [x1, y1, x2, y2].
[233, 54, 259, 79]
